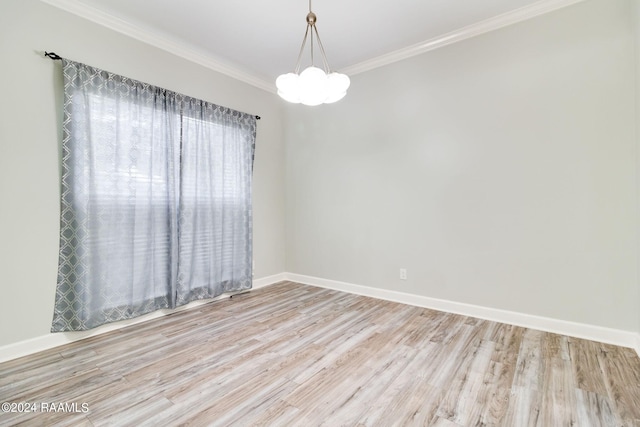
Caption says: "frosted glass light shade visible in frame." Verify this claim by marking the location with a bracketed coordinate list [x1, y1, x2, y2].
[324, 91, 346, 104]
[325, 72, 350, 103]
[275, 73, 300, 104]
[299, 67, 328, 106]
[276, 67, 350, 106]
[328, 72, 350, 93]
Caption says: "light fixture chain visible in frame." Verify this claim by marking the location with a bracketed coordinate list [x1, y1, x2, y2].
[294, 24, 311, 74]
[310, 23, 314, 66]
[313, 25, 331, 73]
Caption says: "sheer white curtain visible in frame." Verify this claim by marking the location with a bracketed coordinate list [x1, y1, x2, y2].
[52, 59, 256, 332]
[177, 99, 254, 305]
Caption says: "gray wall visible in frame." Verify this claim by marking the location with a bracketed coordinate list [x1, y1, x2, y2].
[1, 0, 639, 350]
[0, 0, 286, 347]
[285, 0, 640, 332]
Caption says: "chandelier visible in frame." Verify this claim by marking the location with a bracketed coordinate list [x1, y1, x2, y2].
[276, 1, 350, 106]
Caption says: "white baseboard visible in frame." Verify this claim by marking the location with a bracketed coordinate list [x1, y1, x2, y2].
[0, 274, 286, 363]
[2, 272, 638, 363]
[252, 272, 288, 289]
[286, 273, 640, 356]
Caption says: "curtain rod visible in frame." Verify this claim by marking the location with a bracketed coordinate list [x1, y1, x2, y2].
[44, 51, 261, 120]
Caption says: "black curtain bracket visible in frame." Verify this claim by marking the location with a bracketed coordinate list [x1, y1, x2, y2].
[45, 51, 62, 61]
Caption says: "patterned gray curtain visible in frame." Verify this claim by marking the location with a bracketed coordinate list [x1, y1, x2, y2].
[52, 59, 256, 332]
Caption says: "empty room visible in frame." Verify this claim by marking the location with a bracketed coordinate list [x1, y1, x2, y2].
[1, 0, 639, 425]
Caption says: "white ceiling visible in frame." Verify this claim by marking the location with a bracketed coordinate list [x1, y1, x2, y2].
[43, 0, 584, 92]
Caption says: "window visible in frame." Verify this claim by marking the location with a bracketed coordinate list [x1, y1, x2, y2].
[52, 59, 257, 332]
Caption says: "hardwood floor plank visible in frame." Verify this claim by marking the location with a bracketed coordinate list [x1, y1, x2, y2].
[435, 340, 494, 425]
[538, 357, 578, 426]
[568, 338, 608, 395]
[357, 341, 444, 426]
[597, 343, 640, 425]
[288, 324, 381, 385]
[0, 346, 65, 376]
[430, 417, 465, 427]
[89, 394, 174, 427]
[424, 324, 477, 389]
[314, 344, 420, 425]
[240, 398, 301, 427]
[511, 328, 544, 391]
[501, 386, 542, 427]
[1, 281, 639, 426]
[574, 389, 618, 427]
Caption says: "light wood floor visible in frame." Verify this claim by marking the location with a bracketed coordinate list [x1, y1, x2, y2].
[1, 281, 639, 426]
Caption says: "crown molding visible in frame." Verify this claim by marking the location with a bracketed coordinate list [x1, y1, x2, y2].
[341, 0, 588, 76]
[41, 0, 586, 90]
[39, 0, 275, 93]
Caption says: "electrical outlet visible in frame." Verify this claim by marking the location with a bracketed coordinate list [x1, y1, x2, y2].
[400, 268, 407, 280]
